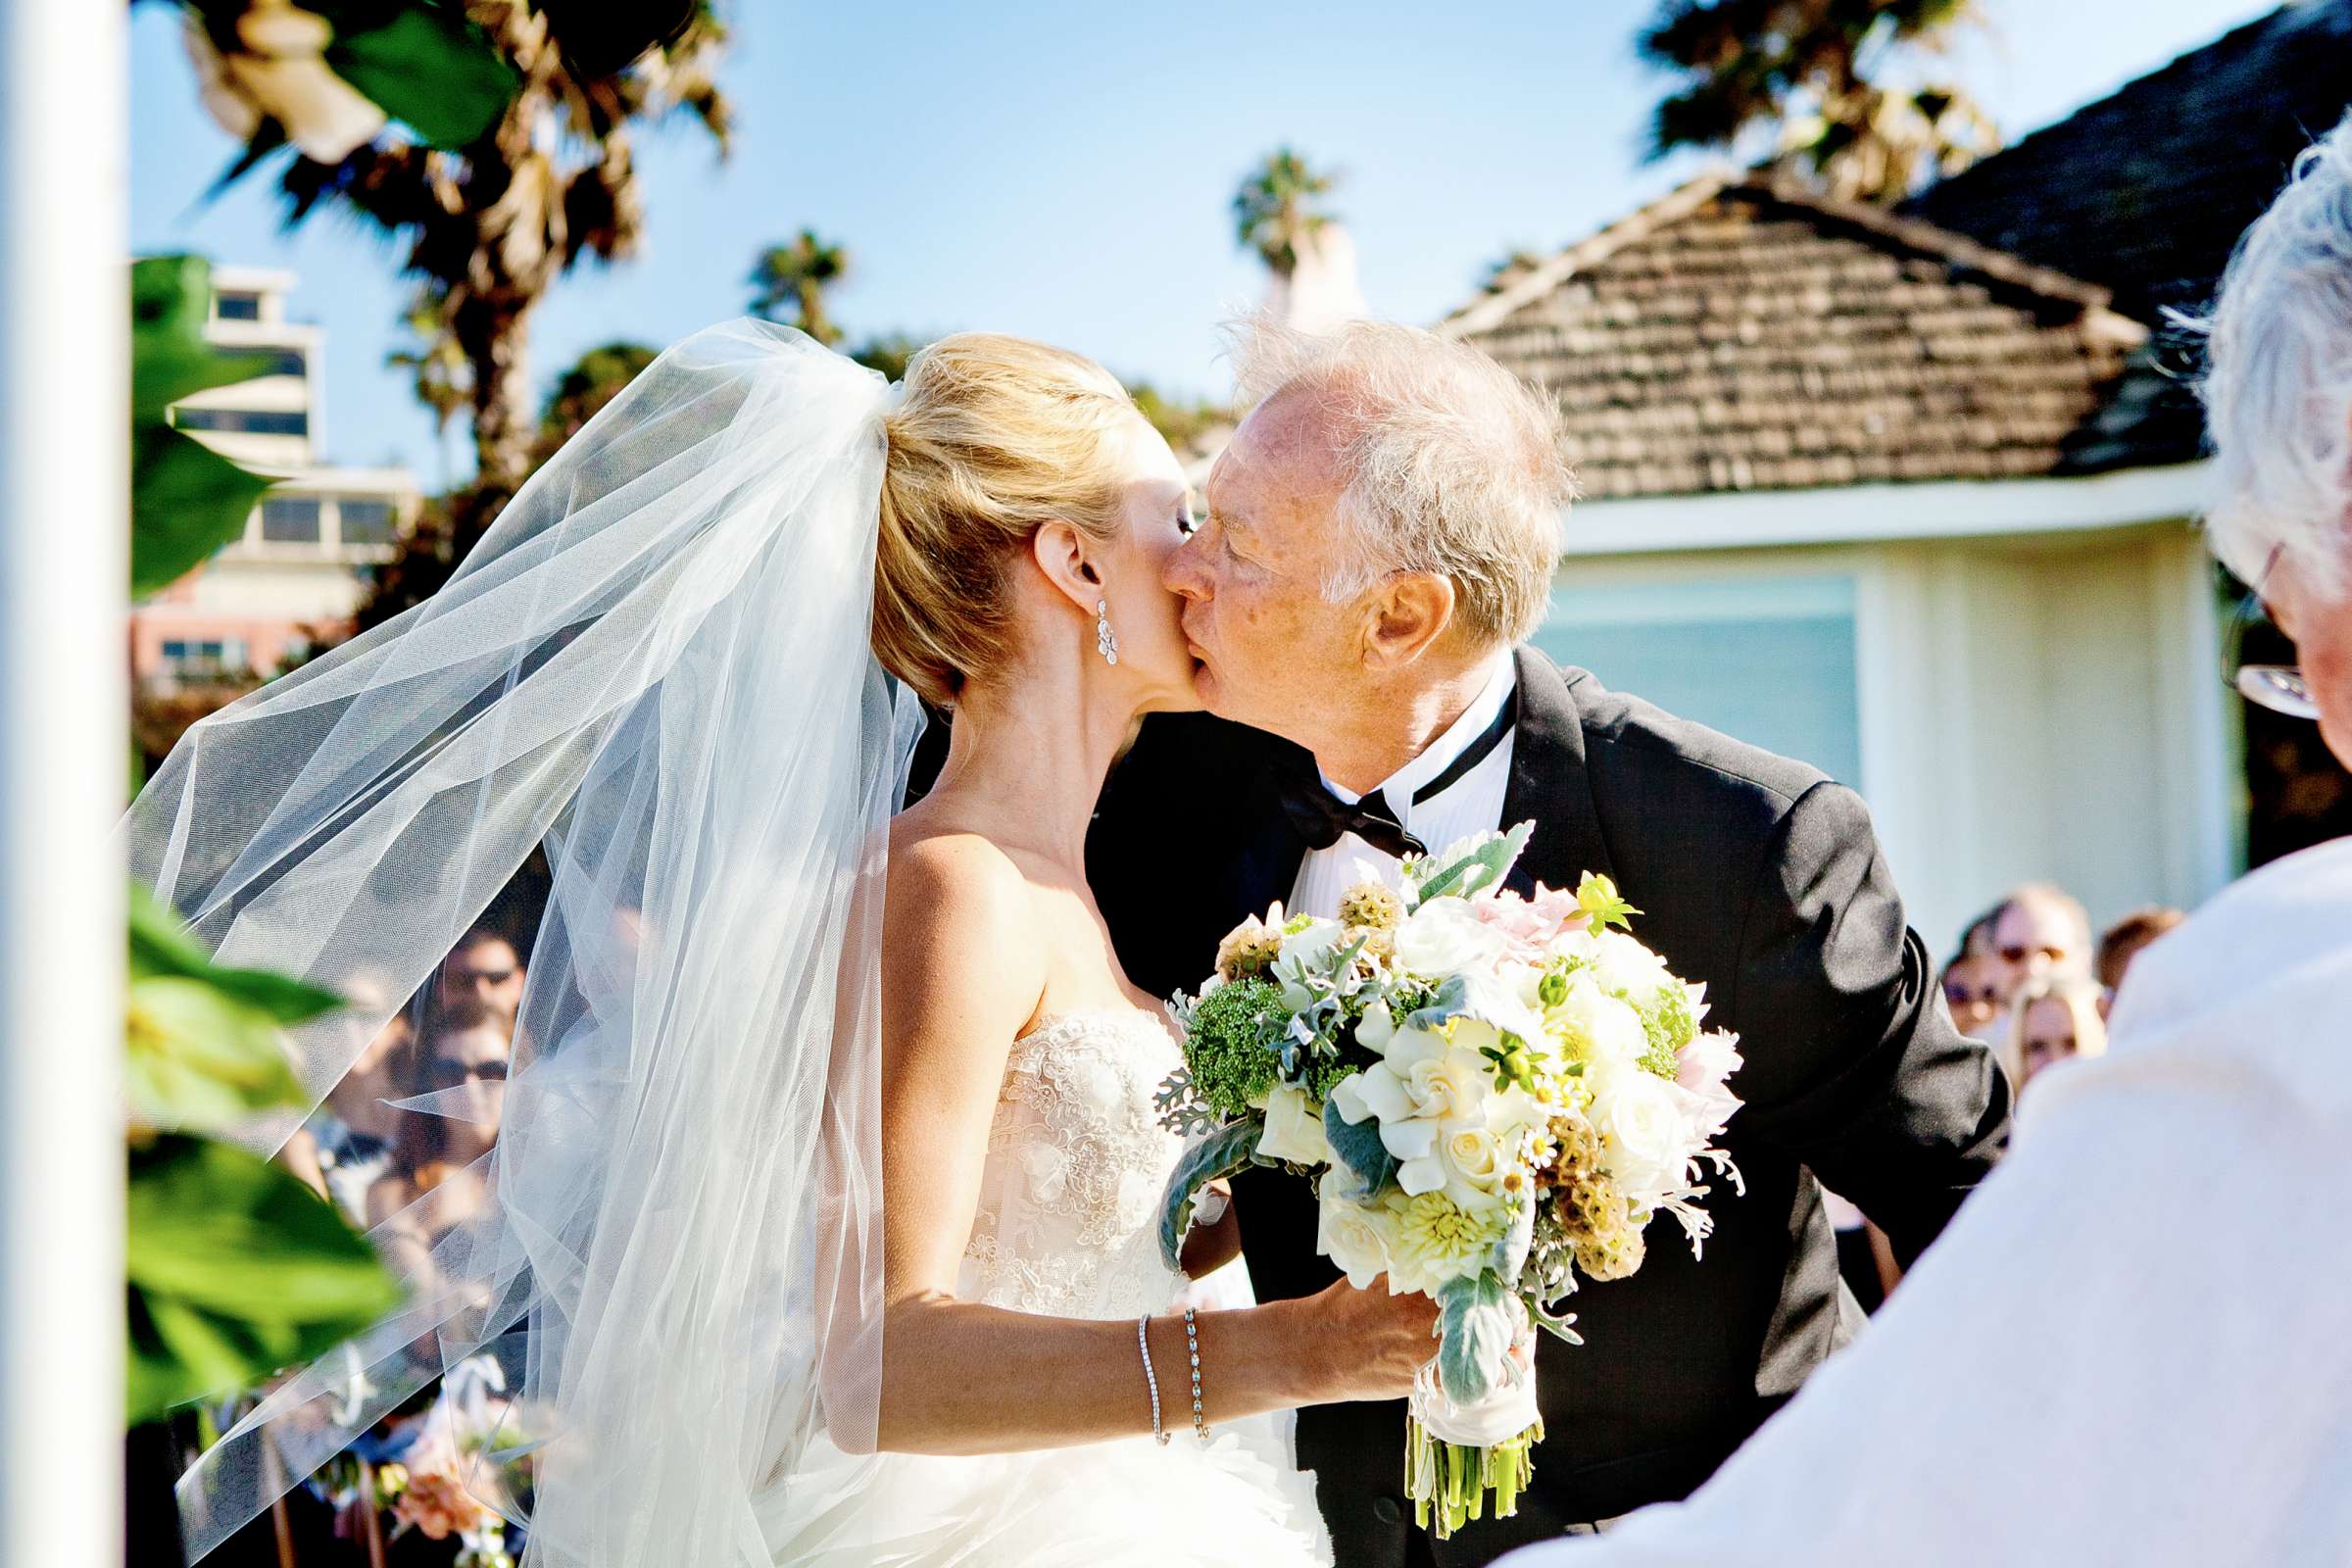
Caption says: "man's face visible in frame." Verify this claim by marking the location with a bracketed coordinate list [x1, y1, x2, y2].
[2264, 545, 2352, 772]
[1987, 899, 2084, 1001]
[441, 935, 524, 1030]
[1163, 391, 1368, 743]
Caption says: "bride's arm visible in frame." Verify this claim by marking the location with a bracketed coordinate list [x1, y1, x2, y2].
[863, 835, 1435, 1458]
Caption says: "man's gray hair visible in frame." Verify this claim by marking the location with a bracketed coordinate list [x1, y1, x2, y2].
[1224, 316, 1577, 649]
[2196, 111, 2352, 596]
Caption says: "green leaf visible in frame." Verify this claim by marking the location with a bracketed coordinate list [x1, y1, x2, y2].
[1527, 1291, 1583, 1347]
[324, 11, 518, 150]
[1435, 1271, 1517, 1406]
[1322, 1095, 1399, 1201]
[1408, 822, 1534, 908]
[1157, 1119, 1266, 1270]
[1402, 973, 1472, 1035]
[126, 887, 341, 1131]
[126, 1135, 403, 1421]
[129, 886, 343, 1022]
[131, 256, 278, 422]
[131, 422, 273, 597]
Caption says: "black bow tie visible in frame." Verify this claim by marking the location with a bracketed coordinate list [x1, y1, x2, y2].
[1277, 781, 1426, 858]
[1275, 688, 1519, 860]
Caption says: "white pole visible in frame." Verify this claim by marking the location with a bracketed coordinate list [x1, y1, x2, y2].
[0, 0, 128, 1563]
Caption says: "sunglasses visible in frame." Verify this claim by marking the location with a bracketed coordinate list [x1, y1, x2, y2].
[2225, 545, 2320, 720]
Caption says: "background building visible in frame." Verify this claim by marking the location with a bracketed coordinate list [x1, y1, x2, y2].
[1441, 175, 2230, 956]
[128, 266, 416, 696]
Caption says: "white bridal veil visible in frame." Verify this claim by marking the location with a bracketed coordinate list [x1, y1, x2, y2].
[128, 321, 921, 1563]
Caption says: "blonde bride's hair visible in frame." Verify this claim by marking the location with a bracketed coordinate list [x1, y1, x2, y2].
[874, 333, 1141, 708]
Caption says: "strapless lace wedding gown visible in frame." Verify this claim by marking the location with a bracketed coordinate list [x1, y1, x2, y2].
[759, 1010, 1334, 1566]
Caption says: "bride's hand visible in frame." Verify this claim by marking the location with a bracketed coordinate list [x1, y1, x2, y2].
[1298, 1274, 1442, 1402]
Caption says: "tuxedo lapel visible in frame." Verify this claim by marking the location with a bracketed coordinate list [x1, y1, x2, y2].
[1231, 757, 1310, 919]
[1500, 647, 1616, 897]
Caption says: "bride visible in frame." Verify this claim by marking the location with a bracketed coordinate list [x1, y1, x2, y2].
[137, 321, 1434, 1565]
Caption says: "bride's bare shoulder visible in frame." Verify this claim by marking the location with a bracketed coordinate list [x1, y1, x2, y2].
[883, 819, 1039, 963]
[879, 822, 1049, 1058]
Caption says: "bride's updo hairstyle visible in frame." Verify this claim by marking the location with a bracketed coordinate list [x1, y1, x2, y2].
[874, 333, 1141, 708]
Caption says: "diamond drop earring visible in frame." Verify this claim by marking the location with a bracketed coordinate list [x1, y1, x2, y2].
[1095, 597, 1120, 666]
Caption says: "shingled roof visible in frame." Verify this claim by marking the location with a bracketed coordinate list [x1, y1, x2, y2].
[1904, 0, 2352, 324]
[1440, 174, 2152, 502]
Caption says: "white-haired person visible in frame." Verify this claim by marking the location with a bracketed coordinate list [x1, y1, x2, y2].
[1089, 311, 2010, 1564]
[1498, 116, 2352, 1568]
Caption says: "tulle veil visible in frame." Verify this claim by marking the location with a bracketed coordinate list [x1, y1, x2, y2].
[127, 320, 921, 1563]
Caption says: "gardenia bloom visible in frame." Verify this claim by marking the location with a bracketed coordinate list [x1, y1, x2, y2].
[1316, 1170, 1399, 1290]
[1257, 1083, 1334, 1164]
[1330, 1025, 1492, 1196]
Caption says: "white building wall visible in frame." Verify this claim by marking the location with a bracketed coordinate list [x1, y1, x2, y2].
[1543, 519, 2233, 960]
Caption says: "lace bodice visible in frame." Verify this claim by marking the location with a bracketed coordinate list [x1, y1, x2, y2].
[958, 1009, 1191, 1319]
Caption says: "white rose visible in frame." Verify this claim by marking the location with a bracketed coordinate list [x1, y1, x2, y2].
[1256, 1084, 1334, 1165]
[1592, 1065, 1689, 1203]
[1553, 974, 1646, 1070]
[1593, 931, 1676, 1004]
[1440, 1125, 1504, 1207]
[1394, 899, 1508, 977]
[1315, 1173, 1397, 1290]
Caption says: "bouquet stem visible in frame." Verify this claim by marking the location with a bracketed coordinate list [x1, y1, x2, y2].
[1405, 1413, 1544, 1539]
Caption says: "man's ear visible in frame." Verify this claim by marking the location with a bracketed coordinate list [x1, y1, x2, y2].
[1028, 520, 1102, 615]
[1360, 572, 1455, 670]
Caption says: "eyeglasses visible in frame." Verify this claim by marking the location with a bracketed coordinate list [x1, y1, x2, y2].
[2225, 545, 2320, 720]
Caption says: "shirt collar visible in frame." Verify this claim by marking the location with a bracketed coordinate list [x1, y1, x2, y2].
[1322, 651, 1519, 816]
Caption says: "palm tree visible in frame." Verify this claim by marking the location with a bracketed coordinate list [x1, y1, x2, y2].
[748, 230, 850, 346]
[1639, 0, 1996, 203]
[537, 339, 661, 458]
[270, 3, 733, 492]
[1232, 149, 1339, 279]
[385, 290, 471, 485]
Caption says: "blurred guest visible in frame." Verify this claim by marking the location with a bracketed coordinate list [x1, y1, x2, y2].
[1938, 949, 2004, 1043]
[2002, 974, 2109, 1095]
[311, 1007, 419, 1218]
[437, 924, 526, 1035]
[2096, 906, 2186, 997]
[1498, 111, 2352, 1568]
[1982, 882, 2093, 1000]
[281, 994, 421, 1219]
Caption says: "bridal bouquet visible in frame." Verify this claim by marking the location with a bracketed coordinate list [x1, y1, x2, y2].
[1154, 825, 1743, 1538]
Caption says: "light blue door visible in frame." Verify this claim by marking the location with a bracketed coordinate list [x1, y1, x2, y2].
[1532, 573, 1863, 787]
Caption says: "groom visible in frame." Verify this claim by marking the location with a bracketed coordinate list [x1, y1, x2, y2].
[1087, 318, 2011, 1567]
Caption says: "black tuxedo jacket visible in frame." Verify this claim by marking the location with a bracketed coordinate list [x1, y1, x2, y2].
[1085, 650, 2011, 1567]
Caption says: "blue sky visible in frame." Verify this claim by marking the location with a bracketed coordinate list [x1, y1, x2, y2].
[132, 0, 2286, 484]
